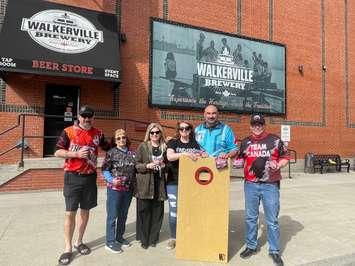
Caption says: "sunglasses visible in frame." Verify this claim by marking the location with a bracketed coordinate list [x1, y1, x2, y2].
[150, 130, 161, 135]
[115, 136, 127, 141]
[81, 114, 93, 119]
[179, 126, 191, 131]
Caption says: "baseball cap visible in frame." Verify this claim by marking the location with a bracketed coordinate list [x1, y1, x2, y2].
[79, 105, 94, 117]
[250, 114, 265, 125]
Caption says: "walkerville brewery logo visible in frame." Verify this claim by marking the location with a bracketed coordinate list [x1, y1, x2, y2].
[197, 48, 254, 91]
[21, 10, 103, 54]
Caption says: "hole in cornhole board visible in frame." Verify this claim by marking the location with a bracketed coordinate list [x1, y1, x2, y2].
[195, 167, 213, 185]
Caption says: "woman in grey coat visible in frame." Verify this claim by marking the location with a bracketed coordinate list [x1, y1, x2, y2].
[134, 123, 167, 249]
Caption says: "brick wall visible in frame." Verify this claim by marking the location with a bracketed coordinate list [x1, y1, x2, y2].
[0, 168, 106, 192]
[1, 0, 355, 191]
[119, 0, 355, 157]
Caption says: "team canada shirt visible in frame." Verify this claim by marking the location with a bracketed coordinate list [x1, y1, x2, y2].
[239, 132, 290, 183]
[56, 124, 106, 174]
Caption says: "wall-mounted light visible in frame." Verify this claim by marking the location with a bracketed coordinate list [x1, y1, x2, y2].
[298, 65, 303, 75]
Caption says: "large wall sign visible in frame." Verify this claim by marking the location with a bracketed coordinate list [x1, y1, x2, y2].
[0, 0, 120, 82]
[149, 18, 286, 114]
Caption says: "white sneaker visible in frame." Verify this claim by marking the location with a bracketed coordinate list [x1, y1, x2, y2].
[166, 239, 176, 250]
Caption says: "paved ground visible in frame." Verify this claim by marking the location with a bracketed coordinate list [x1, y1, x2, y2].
[1, 172, 355, 266]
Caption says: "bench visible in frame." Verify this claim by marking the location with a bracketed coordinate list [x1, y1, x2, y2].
[312, 154, 350, 174]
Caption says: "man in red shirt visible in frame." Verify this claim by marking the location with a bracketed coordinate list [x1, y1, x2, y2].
[238, 114, 289, 266]
[55, 105, 108, 265]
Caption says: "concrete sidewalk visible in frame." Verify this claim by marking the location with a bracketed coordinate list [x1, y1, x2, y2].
[1, 172, 355, 266]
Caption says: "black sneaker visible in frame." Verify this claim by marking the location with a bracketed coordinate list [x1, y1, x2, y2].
[105, 243, 123, 254]
[240, 247, 257, 259]
[117, 238, 131, 248]
[269, 253, 284, 266]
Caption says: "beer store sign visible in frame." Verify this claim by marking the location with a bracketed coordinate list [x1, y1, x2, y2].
[21, 10, 103, 54]
[0, 0, 120, 82]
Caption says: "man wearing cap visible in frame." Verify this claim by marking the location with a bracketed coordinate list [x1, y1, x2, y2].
[238, 114, 289, 266]
[195, 104, 237, 158]
[55, 105, 109, 265]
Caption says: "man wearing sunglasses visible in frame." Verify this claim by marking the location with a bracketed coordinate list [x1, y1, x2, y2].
[195, 104, 237, 158]
[237, 114, 289, 266]
[55, 105, 109, 265]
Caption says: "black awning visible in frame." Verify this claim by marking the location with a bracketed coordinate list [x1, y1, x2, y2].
[0, 0, 120, 82]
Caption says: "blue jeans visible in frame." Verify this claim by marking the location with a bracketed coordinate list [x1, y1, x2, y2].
[106, 188, 132, 244]
[244, 181, 280, 254]
[166, 184, 178, 239]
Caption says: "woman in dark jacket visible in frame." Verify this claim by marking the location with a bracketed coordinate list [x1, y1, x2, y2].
[135, 123, 167, 249]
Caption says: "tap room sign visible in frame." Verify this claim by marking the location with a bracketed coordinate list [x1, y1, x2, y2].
[0, 0, 120, 82]
[149, 18, 286, 114]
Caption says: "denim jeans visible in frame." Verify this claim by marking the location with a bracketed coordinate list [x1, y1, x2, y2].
[166, 184, 178, 239]
[106, 188, 133, 244]
[244, 181, 280, 254]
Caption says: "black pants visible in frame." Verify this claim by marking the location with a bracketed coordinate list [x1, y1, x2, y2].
[136, 198, 164, 246]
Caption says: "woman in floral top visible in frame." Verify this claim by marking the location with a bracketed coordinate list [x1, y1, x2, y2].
[102, 129, 136, 253]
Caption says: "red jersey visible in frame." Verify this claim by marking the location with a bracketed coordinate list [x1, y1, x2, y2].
[238, 132, 290, 183]
[56, 124, 106, 174]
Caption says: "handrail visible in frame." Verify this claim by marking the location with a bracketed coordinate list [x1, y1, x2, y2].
[16, 113, 175, 129]
[0, 113, 21, 136]
[0, 144, 18, 157]
[6, 113, 175, 167]
[1, 113, 299, 173]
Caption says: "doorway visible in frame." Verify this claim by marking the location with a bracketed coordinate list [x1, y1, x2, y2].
[43, 84, 79, 156]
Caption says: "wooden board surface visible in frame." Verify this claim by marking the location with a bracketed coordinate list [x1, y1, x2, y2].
[176, 156, 230, 263]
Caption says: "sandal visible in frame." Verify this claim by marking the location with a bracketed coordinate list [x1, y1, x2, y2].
[74, 243, 91, 255]
[58, 252, 72, 265]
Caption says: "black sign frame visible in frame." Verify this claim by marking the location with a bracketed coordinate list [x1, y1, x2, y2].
[149, 18, 287, 115]
[0, 0, 120, 82]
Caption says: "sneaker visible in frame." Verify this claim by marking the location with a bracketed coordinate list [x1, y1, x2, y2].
[166, 239, 176, 250]
[269, 253, 284, 266]
[240, 247, 257, 259]
[117, 238, 131, 248]
[105, 243, 123, 254]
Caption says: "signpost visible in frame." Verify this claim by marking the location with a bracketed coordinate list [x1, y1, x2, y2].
[281, 124, 291, 145]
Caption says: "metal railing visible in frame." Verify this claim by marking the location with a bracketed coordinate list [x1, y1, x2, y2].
[288, 149, 297, 178]
[0, 113, 175, 167]
[0, 114, 23, 157]
[1, 113, 298, 175]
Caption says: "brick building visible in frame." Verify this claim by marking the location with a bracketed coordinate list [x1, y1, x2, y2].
[0, 0, 354, 191]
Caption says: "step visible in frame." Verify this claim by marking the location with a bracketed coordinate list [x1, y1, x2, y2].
[0, 164, 24, 186]
[0, 157, 105, 186]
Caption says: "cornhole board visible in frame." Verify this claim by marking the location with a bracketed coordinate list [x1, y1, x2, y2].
[176, 156, 230, 263]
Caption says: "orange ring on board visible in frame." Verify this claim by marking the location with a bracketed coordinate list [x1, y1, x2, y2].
[194, 166, 213, 185]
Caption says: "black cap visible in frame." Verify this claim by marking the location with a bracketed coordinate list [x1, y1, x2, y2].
[250, 114, 265, 125]
[79, 105, 94, 117]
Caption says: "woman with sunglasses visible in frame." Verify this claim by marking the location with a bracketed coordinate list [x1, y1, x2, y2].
[101, 129, 136, 253]
[165, 121, 205, 250]
[135, 123, 167, 249]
